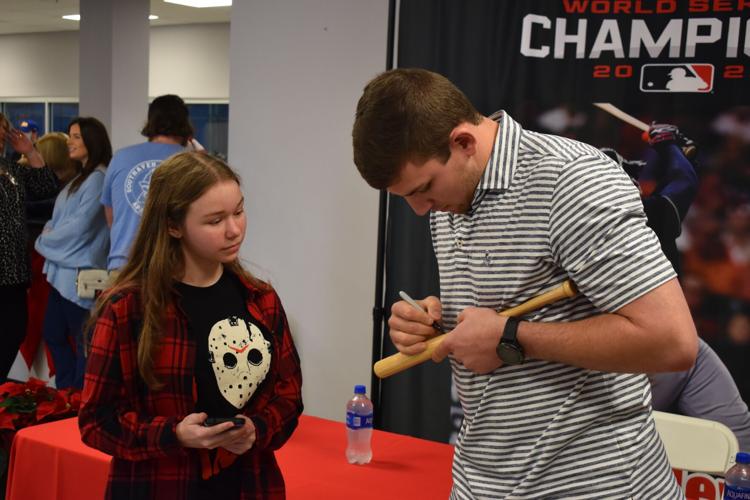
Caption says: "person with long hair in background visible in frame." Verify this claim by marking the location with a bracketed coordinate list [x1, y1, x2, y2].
[35, 117, 112, 390]
[79, 152, 303, 499]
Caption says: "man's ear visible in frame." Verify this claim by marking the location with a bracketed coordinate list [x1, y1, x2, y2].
[449, 123, 477, 157]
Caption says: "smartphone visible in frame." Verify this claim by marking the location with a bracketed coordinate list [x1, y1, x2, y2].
[203, 417, 245, 428]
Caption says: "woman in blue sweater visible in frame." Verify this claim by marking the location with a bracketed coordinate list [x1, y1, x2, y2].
[35, 117, 112, 390]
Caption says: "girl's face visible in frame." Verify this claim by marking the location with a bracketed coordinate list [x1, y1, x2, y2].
[170, 179, 246, 274]
[67, 124, 88, 164]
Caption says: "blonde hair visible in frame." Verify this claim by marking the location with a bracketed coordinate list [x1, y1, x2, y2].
[36, 132, 78, 184]
[90, 152, 267, 389]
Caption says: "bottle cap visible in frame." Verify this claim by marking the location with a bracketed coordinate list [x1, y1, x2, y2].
[354, 384, 366, 394]
[737, 452, 750, 464]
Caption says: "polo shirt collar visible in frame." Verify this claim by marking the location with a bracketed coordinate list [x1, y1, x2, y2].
[478, 110, 522, 193]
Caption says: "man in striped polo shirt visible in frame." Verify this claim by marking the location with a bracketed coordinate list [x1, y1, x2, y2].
[352, 68, 698, 499]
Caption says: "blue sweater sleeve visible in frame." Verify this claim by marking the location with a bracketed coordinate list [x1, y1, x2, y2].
[35, 170, 108, 268]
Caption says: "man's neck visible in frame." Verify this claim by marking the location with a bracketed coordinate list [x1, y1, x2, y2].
[150, 135, 184, 146]
[474, 116, 501, 176]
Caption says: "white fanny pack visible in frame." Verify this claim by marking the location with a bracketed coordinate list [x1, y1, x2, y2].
[76, 269, 112, 299]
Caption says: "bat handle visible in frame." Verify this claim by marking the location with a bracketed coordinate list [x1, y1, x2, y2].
[373, 336, 445, 379]
[373, 280, 578, 379]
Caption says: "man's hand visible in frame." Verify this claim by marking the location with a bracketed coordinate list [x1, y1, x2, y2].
[175, 412, 239, 449]
[220, 415, 257, 455]
[388, 296, 442, 355]
[432, 307, 506, 374]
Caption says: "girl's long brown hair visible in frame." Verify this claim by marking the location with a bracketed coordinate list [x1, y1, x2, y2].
[89, 151, 267, 389]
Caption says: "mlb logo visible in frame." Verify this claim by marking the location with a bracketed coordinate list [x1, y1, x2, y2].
[640, 64, 714, 93]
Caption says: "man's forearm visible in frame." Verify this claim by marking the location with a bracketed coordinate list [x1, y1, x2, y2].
[518, 278, 698, 373]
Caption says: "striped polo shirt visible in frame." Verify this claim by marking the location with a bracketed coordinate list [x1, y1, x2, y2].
[431, 112, 682, 499]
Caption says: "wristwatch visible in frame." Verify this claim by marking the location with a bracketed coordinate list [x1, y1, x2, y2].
[496, 317, 524, 365]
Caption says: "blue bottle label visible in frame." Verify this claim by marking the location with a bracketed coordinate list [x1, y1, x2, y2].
[346, 411, 373, 430]
[725, 485, 750, 500]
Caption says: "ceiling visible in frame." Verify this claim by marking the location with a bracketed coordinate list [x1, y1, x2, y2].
[0, 0, 230, 35]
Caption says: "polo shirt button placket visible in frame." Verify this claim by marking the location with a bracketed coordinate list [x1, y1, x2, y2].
[454, 238, 468, 273]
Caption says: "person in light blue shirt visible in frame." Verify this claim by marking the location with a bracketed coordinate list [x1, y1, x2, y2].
[35, 117, 112, 390]
[101, 94, 193, 271]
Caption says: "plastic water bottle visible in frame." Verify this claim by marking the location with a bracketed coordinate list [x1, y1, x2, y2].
[724, 452, 750, 499]
[346, 384, 373, 464]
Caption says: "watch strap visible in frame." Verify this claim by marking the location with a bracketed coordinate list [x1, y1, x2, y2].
[502, 317, 521, 345]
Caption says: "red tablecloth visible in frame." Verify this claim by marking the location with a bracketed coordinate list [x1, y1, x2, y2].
[6, 415, 454, 499]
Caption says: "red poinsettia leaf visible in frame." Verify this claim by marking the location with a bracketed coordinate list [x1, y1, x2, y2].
[26, 378, 47, 390]
[50, 390, 65, 405]
[67, 391, 82, 412]
[0, 410, 17, 430]
[36, 400, 59, 421]
[0, 382, 25, 398]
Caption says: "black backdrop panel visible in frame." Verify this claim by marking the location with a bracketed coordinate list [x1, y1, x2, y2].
[381, 0, 749, 443]
[379, 195, 452, 443]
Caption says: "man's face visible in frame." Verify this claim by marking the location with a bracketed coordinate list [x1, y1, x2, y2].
[387, 152, 479, 216]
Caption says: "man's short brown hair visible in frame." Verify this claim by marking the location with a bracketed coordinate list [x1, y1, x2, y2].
[352, 68, 481, 189]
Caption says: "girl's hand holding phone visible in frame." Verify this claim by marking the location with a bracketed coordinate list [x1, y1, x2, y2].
[220, 415, 256, 455]
[175, 412, 239, 449]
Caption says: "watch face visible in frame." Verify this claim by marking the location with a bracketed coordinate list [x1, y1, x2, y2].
[498, 343, 524, 365]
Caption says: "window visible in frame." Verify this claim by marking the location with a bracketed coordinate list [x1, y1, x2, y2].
[0, 101, 230, 158]
[1, 102, 46, 135]
[186, 103, 229, 158]
[49, 103, 79, 133]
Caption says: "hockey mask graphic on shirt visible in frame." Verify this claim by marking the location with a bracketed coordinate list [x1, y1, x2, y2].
[208, 316, 272, 409]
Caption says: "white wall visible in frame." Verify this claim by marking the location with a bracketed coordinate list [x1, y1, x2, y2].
[229, 1, 388, 421]
[150, 24, 230, 99]
[0, 31, 79, 98]
[0, 23, 229, 100]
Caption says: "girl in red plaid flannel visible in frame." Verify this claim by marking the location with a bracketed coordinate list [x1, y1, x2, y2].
[79, 152, 303, 499]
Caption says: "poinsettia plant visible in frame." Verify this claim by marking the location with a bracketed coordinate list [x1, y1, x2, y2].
[0, 378, 80, 431]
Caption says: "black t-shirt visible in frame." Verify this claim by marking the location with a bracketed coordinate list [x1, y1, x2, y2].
[176, 271, 273, 417]
[175, 271, 274, 498]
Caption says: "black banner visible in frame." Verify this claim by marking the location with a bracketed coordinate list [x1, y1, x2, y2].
[382, 0, 750, 445]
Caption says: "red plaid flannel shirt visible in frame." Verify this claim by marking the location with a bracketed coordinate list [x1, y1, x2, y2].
[79, 274, 303, 499]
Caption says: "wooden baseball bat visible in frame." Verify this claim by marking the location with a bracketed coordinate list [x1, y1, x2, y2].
[373, 280, 578, 379]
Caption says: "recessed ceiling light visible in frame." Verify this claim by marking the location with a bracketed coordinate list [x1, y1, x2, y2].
[62, 14, 160, 21]
[164, 0, 232, 7]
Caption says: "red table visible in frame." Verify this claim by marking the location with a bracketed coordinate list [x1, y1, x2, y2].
[6, 415, 454, 499]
